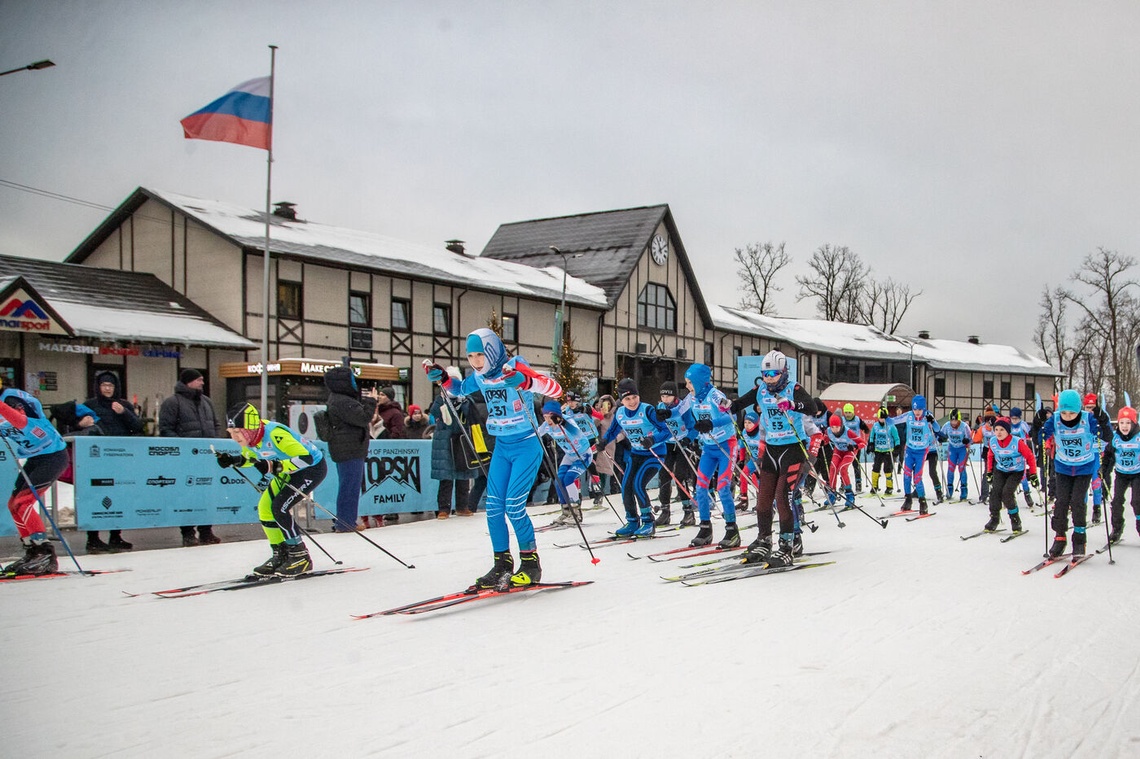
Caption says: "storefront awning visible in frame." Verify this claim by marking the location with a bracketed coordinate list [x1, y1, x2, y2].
[219, 358, 400, 381]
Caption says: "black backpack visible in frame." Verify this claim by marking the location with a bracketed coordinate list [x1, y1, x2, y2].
[313, 409, 333, 442]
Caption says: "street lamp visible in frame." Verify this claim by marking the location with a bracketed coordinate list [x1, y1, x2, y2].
[0, 59, 55, 77]
[549, 245, 581, 367]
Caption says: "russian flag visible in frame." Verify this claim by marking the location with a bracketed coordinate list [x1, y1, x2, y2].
[180, 77, 272, 151]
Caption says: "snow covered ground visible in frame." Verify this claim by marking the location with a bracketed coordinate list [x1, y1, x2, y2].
[3, 477, 1139, 759]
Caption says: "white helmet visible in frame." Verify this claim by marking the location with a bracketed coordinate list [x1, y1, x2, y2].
[761, 350, 787, 373]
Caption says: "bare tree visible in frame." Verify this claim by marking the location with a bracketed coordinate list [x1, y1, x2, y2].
[1034, 286, 1082, 386]
[1062, 248, 1139, 406]
[860, 278, 922, 334]
[795, 244, 868, 322]
[735, 241, 791, 315]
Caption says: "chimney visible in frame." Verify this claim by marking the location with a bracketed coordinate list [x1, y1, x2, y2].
[445, 239, 466, 256]
[967, 335, 980, 345]
[917, 330, 930, 340]
[272, 202, 298, 220]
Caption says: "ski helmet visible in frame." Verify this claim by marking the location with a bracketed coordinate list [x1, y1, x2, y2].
[1058, 389, 1081, 414]
[227, 402, 262, 430]
[760, 350, 787, 374]
[912, 395, 926, 412]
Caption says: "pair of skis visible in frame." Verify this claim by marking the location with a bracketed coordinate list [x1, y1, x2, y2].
[1021, 553, 1094, 578]
[0, 569, 128, 583]
[123, 567, 368, 598]
[960, 528, 1029, 543]
[353, 580, 594, 618]
[661, 551, 834, 584]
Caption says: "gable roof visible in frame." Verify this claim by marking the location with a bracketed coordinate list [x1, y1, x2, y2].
[479, 205, 715, 324]
[0, 254, 256, 349]
[67, 188, 609, 310]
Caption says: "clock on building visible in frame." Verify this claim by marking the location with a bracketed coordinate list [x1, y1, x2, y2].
[651, 235, 669, 266]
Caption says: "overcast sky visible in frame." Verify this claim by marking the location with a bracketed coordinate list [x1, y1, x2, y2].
[2, 2, 1137, 355]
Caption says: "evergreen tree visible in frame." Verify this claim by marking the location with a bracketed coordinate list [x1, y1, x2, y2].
[553, 333, 589, 396]
[487, 307, 503, 337]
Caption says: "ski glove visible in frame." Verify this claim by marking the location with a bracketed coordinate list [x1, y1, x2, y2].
[639, 435, 656, 449]
[655, 406, 672, 422]
[215, 452, 240, 468]
[985, 471, 993, 484]
[1028, 473, 1040, 489]
[421, 359, 446, 383]
[500, 364, 529, 389]
[693, 419, 714, 433]
[776, 398, 793, 412]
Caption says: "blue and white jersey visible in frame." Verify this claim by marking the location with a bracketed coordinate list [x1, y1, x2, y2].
[870, 421, 900, 452]
[988, 436, 1027, 472]
[1044, 412, 1098, 470]
[940, 421, 972, 450]
[563, 405, 599, 439]
[827, 426, 861, 453]
[457, 373, 539, 441]
[842, 415, 865, 437]
[756, 382, 807, 446]
[0, 388, 66, 457]
[1111, 432, 1140, 475]
[676, 385, 735, 445]
[601, 402, 669, 456]
[1009, 420, 1031, 439]
[740, 426, 764, 460]
[890, 411, 937, 452]
[656, 401, 696, 443]
[539, 417, 593, 461]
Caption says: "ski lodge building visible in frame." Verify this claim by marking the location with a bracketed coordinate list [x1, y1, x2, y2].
[1, 187, 1058, 422]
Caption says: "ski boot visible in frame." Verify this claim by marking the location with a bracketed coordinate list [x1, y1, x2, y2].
[690, 521, 714, 547]
[571, 503, 583, 523]
[884, 487, 894, 496]
[107, 532, 133, 552]
[959, 488, 969, 503]
[634, 509, 657, 538]
[1091, 506, 1102, 525]
[1071, 529, 1087, 557]
[734, 493, 750, 514]
[934, 486, 945, 504]
[1047, 534, 1067, 559]
[901, 494, 913, 512]
[1109, 520, 1123, 544]
[679, 508, 696, 527]
[918, 498, 929, 516]
[1009, 510, 1023, 534]
[251, 543, 288, 578]
[717, 522, 740, 549]
[765, 534, 796, 568]
[198, 527, 222, 545]
[614, 518, 639, 538]
[843, 487, 855, 511]
[552, 506, 575, 526]
[983, 511, 1001, 532]
[85, 534, 110, 554]
[869, 486, 879, 495]
[510, 550, 541, 587]
[472, 551, 515, 591]
[2, 541, 57, 576]
[741, 536, 772, 564]
[277, 542, 313, 577]
[792, 533, 804, 557]
[654, 507, 671, 527]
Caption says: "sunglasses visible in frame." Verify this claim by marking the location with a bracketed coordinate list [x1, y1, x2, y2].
[761, 369, 782, 378]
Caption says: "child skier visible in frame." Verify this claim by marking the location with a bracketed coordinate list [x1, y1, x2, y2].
[840, 403, 869, 493]
[983, 417, 1038, 535]
[973, 410, 997, 503]
[1107, 406, 1139, 545]
[890, 396, 938, 514]
[869, 408, 900, 495]
[1008, 407, 1036, 508]
[216, 403, 326, 578]
[654, 381, 698, 526]
[1083, 393, 1113, 524]
[673, 363, 740, 549]
[941, 409, 973, 501]
[0, 388, 69, 576]
[1040, 389, 1111, 558]
[599, 378, 671, 538]
[826, 414, 865, 509]
[424, 328, 562, 589]
[538, 401, 594, 526]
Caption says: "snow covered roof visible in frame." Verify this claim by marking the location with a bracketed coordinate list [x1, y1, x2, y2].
[71, 188, 609, 310]
[0, 255, 256, 349]
[711, 306, 1059, 376]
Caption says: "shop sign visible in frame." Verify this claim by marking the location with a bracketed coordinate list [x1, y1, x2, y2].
[37, 341, 182, 358]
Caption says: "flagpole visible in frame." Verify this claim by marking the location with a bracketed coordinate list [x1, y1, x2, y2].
[261, 44, 277, 417]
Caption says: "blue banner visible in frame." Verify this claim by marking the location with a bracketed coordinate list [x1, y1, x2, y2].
[0, 446, 18, 537]
[737, 354, 798, 397]
[73, 437, 439, 530]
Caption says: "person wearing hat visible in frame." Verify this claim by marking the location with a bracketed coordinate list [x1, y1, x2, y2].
[826, 413, 866, 509]
[404, 404, 430, 440]
[216, 403, 326, 577]
[0, 387, 69, 576]
[1040, 390, 1112, 559]
[887, 395, 938, 515]
[82, 370, 142, 553]
[423, 328, 563, 590]
[972, 409, 998, 503]
[159, 368, 223, 546]
[840, 403, 869, 493]
[869, 408, 900, 495]
[537, 400, 594, 526]
[939, 409, 973, 502]
[323, 365, 377, 532]
[1007, 407, 1037, 509]
[370, 386, 406, 440]
[1106, 406, 1140, 544]
[599, 377, 672, 538]
[653, 380, 697, 526]
[1081, 393, 1114, 524]
[982, 416, 1038, 536]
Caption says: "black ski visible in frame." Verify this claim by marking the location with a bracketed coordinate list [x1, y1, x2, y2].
[1, 569, 128, 583]
[128, 567, 368, 598]
[960, 528, 1005, 541]
[681, 560, 836, 586]
[999, 530, 1029, 543]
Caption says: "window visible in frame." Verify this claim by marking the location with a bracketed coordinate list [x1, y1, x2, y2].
[349, 292, 370, 327]
[277, 281, 302, 319]
[732, 346, 742, 364]
[1000, 381, 1011, 401]
[1025, 382, 1035, 401]
[636, 283, 676, 332]
[433, 304, 451, 335]
[864, 362, 886, 383]
[933, 377, 946, 396]
[983, 379, 994, 399]
[502, 314, 517, 343]
[391, 298, 410, 332]
[703, 343, 714, 366]
[350, 328, 372, 350]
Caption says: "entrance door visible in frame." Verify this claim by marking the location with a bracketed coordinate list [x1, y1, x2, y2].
[637, 358, 676, 401]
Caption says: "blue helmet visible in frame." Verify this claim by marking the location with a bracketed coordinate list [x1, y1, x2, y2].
[465, 328, 509, 377]
[684, 363, 711, 392]
[912, 395, 926, 412]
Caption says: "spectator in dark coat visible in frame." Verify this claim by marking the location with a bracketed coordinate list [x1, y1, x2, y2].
[158, 368, 223, 546]
[324, 366, 377, 532]
[371, 386, 406, 440]
[82, 371, 142, 553]
[404, 404, 430, 440]
[428, 391, 476, 519]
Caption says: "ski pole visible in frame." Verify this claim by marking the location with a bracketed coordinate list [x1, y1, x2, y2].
[778, 409, 846, 529]
[0, 436, 84, 573]
[225, 463, 341, 566]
